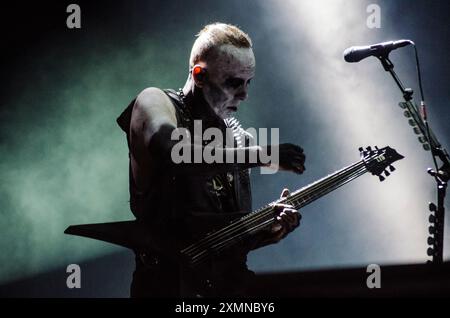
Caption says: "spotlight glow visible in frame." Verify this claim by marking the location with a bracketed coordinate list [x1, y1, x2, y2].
[248, 0, 441, 272]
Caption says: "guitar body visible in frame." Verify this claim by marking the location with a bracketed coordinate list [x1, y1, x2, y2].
[178, 213, 258, 296]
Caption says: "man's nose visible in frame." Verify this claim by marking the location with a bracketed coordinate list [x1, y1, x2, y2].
[235, 86, 248, 101]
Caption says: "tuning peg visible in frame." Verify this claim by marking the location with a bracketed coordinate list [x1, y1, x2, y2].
[428, 226, 436, 234]
[427, 168, 437, 177]
[384, 170, 390, 177]
[427, 247, 435, 256]
[375, 146, 379, 150]
[427, 236, 435, 245]
[413, 127, 421, 135]
[388, 165, 396, 172]
[403, 110, 412, 118]
[398, 102, 407, 109]
[378, 175, 385, 182]
[418, 136, 427, 143]
[408, 119, 416, 127]
[423, 143, 431, 151]
[358, 147, 364, 153]
[429, 202, 437, 212]
[429, 214, 436, 223]
[366, 146, 372, 152]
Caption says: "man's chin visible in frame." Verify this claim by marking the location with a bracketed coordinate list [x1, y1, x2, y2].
[215, 109, 235, 119]
[224, 110, 237, 119]
[212, 105, 238, 119]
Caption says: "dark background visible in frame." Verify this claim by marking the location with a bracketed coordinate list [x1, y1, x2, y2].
[0, 0, 449, 297]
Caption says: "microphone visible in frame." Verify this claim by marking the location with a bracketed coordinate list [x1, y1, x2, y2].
[344, 40, 414, 63]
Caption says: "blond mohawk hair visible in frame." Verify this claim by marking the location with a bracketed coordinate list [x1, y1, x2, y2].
[189, 23, 253, 68]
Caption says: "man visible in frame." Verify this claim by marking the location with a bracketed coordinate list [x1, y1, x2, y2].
[117, 23, 306, 297]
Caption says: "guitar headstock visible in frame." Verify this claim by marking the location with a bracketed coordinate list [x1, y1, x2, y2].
[360, 146, 404, 181]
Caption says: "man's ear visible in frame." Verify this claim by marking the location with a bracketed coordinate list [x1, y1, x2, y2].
[191, 64, 207, 88]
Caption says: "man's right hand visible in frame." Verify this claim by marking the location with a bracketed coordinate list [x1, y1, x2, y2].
[262, 143, 306, 174]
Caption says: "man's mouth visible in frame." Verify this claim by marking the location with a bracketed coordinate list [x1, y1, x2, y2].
[227, 106, 238, 112]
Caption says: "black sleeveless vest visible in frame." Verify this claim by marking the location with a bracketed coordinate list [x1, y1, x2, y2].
[116, 89, 253, 252]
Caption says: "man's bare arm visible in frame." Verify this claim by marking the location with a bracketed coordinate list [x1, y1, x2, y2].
[130, 87, 305, 176]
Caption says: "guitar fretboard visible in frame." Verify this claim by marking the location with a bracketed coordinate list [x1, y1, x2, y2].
[181, 159, 369, 267]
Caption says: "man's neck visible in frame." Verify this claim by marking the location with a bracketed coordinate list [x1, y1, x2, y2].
[182, 78, 223, 125]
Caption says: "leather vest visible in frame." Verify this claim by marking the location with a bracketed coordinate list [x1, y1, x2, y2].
[117, 89, 253, 252]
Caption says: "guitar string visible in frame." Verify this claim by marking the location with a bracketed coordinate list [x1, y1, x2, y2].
[189, 166, 369, 265]
[191, 167, 369, 264]
[189, 166, 368, 265]
[182, 159, 369, 258]
[184, 163, 367, 263]
[181, 159, 364, 255]
[182, 157, 372, 259]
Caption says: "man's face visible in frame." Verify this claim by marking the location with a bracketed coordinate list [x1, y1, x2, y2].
[201, 44, 255, 119]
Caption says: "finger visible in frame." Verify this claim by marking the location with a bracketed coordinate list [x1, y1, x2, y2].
[283, 214, 298, 232]
[271, 222, 283, 233]
[294, 155, 306, 165]
[276, 215, 290, 231]
[289, 212, 301, 228]
[291, 145, 304, 154]
[271, 229, 286, 243]
[296, 165, 305, 173]
[293, 212, 301, 228]
[286, 209, 301, 220]
[292, 163, 305, 174]
[273, 205, 294, 215]
[280, 210, 296, 224]
[283, 208, 298, 214]
[280, 188, 290, 199]
[294, 158, 305, 166]
[282, 210, 301, 229]
[274, 203, 295, 209]
[292, 161, 305, 169]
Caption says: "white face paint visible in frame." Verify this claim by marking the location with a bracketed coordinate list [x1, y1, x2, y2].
[201, 44, 255, 119]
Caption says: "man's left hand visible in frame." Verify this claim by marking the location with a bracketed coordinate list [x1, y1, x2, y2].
[268, 188, 301, 243]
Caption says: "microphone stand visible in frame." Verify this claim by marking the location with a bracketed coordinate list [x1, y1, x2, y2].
[376, 54, 450, 264]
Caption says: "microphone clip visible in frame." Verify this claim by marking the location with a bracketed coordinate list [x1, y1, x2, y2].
[376, 55, 414, 101]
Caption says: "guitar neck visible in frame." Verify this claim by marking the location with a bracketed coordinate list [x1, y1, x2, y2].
[283, 159, 368, 209]
[181, 159, 369, 267]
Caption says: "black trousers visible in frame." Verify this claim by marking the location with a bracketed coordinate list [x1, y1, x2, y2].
[130, 253, 181, 297]
[130, 253, 256, 298]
